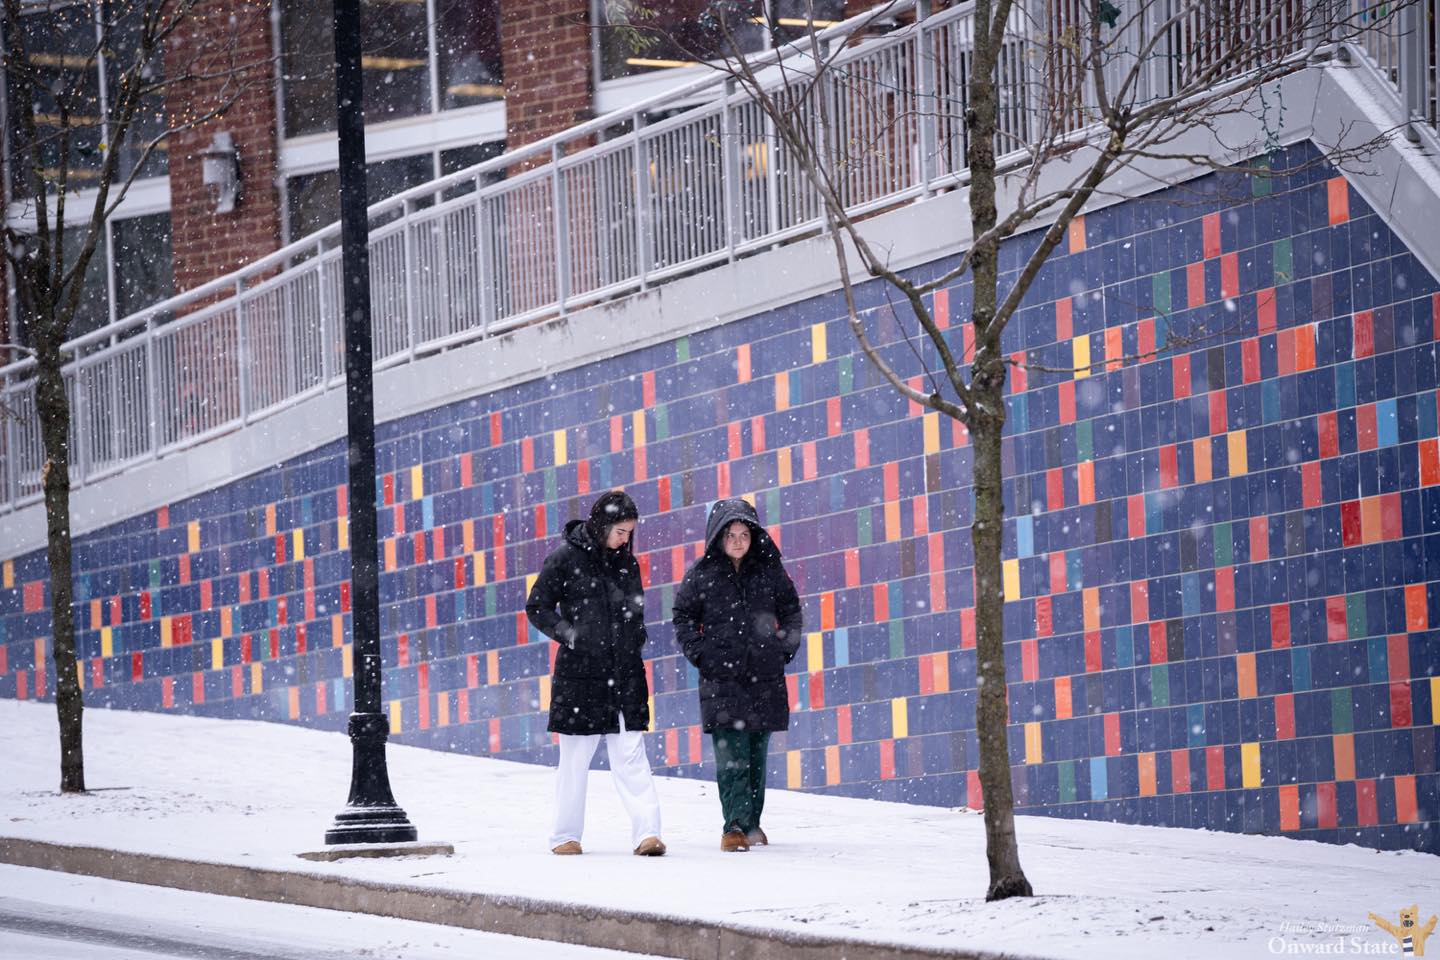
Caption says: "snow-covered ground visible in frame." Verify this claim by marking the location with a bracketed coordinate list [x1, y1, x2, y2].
[2, 699, 1435, 959]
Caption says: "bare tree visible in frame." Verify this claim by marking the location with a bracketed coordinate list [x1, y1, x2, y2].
[609, 0, 1407, 899]
[1, 0, 272, 792]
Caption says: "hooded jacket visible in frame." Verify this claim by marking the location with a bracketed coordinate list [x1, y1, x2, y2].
[671, 499, 803, 733]
[525, 518, 650, 735]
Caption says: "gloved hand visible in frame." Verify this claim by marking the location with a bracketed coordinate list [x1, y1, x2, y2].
[557, 620, 577, 650]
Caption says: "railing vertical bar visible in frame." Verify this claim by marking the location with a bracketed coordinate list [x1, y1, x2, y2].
[553, 143, 571, 315]
[235, 280, 251, 424]
[634, 113, 652, 288]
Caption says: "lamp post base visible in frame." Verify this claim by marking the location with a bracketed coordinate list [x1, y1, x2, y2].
[325, 712, 417, 845]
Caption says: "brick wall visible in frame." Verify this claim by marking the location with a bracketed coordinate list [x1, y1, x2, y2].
[164, 1, 283, 294]
[500, 0, 593, 153]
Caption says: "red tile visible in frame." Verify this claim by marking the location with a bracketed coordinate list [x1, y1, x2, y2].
[1270, 604, 1291, 648]
[1085, 631, 1103, 673]
[1047, 468, 1065, 510]
[1187, 262, 1205, 309]
[1250, 516, 1270, 561]
[1316, 782, 1337, 829]
[1149, 622, 1167, 664]
[1382, 492, 1403, 541]
[1058, 381, 1076, 424]
[1341, 501, 1362, 547]
[1356, 780, 1378, 826]
[1209, 392, 1228, 435]
[1257, 289, 1276, 334]
[1354, 310, 1374, 358]
[1022, 638, 1040, 680]
[1242, 338, 1260, 383]
[1171, 748, 1191, 794]
[1389, 682, 1413, 728]
[1327, 177, 1350, 225]
[1214, 566, 1234, 612]
[1326, 596, 1347, 641]
[879, 739, 896, 780]
[1279, 784, 1300, 831]
[1128, 494, 1146, 538]
[1171, 355, 1191, 400]
[1205, 745, 1226, 791]
[1203, 213, 1221, 259]
[1405, 585, 1428, 633]
[1220, 254, 1239, 300]
[1275, 693, 1295, 740]
[1318, 411, 1339, 459]
[1131, 580, 1149, 624]
[1421, 440, 1440, 486]
[1159, 444, 1178, 488]
[1396, 775, 1419, 823]
[1056, 297, 1072, 340]
[1034, 598, 1052, 640]
[1104, 712, 1121, 756]
[1302, 461, 1322, 508]
[1011, 352, 1027, 393]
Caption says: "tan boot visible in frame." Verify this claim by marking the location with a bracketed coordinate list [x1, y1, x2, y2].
[745, 827, 768, 846]
[721, 828, 750, 852]
[551, 840, 583, 855]
[633, 836, 667, 856]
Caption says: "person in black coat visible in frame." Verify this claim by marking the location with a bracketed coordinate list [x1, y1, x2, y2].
[525, 490, 665, 857]
[672, 498, 802, 851]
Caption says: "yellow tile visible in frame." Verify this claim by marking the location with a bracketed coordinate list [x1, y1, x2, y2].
[884, 501, 901, 542]
[539, 675, 552, 711]
[462, 520, 475, 554]
[160, 616, 173, 648]
[923, 413, 940, 455]
[891, 697, 908, 739]
[3, 561, 13, 588]
[331, 615, 343, 647]
[554, 429, 568, 466]
[211, 638, 224, 671]
[1432, 677, 1440, 725]
[1228, 430, 1248, 477]
[525, 573, 539, 595]
[487, 650, 499, 685]
[437, 692, 450, 727]
[1025, 721, 1042, 764]
[410, 465, 424, 500]
[389, 700, 402, 734]
[338, 516, 349, 551]
[76, 661, 85, 690]
[1241, 741, 1261, 788]
[1083, 587, 1100, 632]
[740, 492, 756, 507]
[777, 447, 792, 486]
[188, 521, 201, 553]
[292, 529, 305, 562]
[384, 539, 397, 571]
[473, 551, 487, 586]
[1073, 335, 1091, 379]
[1003, 559, 1020, 601]
[342, 644, 353, 678]
[806, 632, 824, 673]
[633, 410, 647, 447]
[265, 504, 277, 536]
[101, 627, 113, 658]
[811, 322, 827, 364]
[825, 745, 840, 785]
[787, 750, 802, 789]
[251, 662, 263, 694]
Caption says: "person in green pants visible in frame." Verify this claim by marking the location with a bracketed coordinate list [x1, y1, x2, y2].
[673, 499, 803, 852]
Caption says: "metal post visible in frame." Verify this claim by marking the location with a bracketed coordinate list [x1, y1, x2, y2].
[316, 260, 332, 387]
[475, 179, 496, 335]
[720, 81, 742, 259]
[915, 15, 938, 194]
[633, 113, 652, 288]
[324, 0, 418, 847]
[402, 199, 419, 358]
[235, 279, 251, 424]
[552, 143, 570, 315]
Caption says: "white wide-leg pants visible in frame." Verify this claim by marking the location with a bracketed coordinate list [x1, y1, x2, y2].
[549, 713, 662, 849]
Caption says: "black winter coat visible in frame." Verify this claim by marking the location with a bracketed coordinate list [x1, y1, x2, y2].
[525, 519, 650, 735]
[672, 499, 803, 733]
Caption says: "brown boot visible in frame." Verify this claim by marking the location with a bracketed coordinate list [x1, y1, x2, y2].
[551, 840, 583, 855]
[633, 836, 667, 856]
[745, 827, 768, 847]
[721, 828, 750, 852]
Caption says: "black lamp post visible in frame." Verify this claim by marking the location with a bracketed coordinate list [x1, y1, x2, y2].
[324, 0, 417, 846]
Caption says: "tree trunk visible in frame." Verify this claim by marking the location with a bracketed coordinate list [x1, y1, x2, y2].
[35, 332, 85, 794]
[970, 408, 1031, 900]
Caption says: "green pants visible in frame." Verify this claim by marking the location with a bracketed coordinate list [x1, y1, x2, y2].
[712, 730, 771, 834]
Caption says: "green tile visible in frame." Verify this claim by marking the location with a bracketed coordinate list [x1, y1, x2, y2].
[655, 403, 670, 441]
[838, 355, 854, 394]
[1273, 237, 1293, 284]
[1251, 159, 1273, 197]
[858, 507, 873, 547]
[1213, 523, 1233, 567]
[1059, 761, 1076, 803]
[1331, 688, 1353, 734]
[1151, 664, 1170, 707]
[888, 618, 904, 659]
[1076, 420, 1093, 462]
[1153, 272, 1171, 317]
[1346, 593, 1367, 640]
[676, 336, 690, 363]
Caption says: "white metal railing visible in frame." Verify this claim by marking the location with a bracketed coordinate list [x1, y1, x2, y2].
[1, 0, 1435, 514]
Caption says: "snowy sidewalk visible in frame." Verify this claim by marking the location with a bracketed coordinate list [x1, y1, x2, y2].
[2, 700, 1436, 960]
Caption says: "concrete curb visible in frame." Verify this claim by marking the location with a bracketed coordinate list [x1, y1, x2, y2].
[0, 836, 1035, 960]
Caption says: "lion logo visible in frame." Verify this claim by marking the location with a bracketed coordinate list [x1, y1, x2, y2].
[1369, 906, 1438, 957]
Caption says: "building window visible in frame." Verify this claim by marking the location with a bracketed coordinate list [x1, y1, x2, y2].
[278, 0, 504, 140]
[13, 211, 173, 343]
[594, 0, 843, 82]
[4, 1, 169, 199]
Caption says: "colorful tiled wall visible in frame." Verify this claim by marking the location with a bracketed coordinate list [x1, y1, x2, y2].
[2, 143, 1437, 851]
